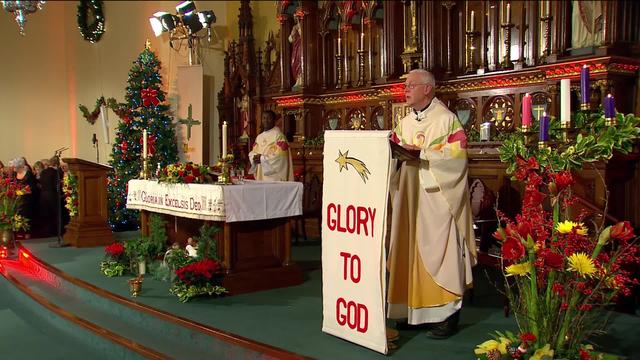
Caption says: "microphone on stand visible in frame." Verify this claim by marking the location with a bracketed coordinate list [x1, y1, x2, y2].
[92, 133, 99, 163]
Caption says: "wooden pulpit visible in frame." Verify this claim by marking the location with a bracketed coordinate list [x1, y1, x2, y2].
[62, 158, 113, 247]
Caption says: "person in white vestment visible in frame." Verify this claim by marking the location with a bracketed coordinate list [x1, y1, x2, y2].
[387, 69, 477, 339]
[248, 110, 294, 182]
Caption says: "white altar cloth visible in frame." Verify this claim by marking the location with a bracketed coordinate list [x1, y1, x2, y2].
[126, 180, 303, 223]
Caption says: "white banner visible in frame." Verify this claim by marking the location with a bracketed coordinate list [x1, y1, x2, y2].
[126, 180, 302, 222]
[321, 130, 391, 355]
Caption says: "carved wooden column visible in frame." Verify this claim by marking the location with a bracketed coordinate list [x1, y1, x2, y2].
[318, 2, 332, 90]
[442, 1, 455, 76]
[277, 12, 292, 93]
[362, 0, 378, 86]
[381, 1, 404, 81]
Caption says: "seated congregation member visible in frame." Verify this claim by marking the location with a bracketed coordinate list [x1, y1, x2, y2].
[12, 157, 40, 239]
[248, 110, 293, 181]
[387, 69, 476, 339]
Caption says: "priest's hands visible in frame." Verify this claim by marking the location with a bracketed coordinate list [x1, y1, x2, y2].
[253, 154, 261, 164]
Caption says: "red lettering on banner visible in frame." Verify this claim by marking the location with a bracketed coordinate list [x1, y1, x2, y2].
[326, 203, 377, 237]
[340, 251, 361, 284]
[336, 298, 369, 333]
[339, 252, 361, 283]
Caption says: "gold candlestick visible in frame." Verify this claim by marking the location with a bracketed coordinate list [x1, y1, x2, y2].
[335, 53, 343, 89]
[561, 121, 572, 143]
[519, 126, 536, 146]
[465, 30, 479, 74]
[500, 22, 515, 69]
[217, 160, 232, 185]
[139, 158, 149, 179]
[356, 49, 366, 87]
[540, 15, 553, 63]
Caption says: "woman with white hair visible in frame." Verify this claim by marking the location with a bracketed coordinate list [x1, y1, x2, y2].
[12, 157, 40, 239]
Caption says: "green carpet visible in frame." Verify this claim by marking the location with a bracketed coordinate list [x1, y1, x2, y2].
[13, 234, 640, 359]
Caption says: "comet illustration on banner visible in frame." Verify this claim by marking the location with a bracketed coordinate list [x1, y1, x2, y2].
[335, 150, 371, 184]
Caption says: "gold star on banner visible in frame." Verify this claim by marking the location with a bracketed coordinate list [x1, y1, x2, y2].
[336, 150, 349, 172]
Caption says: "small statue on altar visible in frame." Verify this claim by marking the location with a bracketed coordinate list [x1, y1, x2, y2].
[288, 16, 303, 90]
[185, 237, 199, 258]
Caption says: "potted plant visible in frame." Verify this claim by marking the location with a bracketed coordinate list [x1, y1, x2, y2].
[0, 177, 31, 253]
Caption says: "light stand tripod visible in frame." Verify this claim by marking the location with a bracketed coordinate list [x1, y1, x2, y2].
[49, 147, 70, 248]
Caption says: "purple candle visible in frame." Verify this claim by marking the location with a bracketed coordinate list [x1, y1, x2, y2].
[604, 94, 615, 119]
[540, 112, 550, 142]
[580, 65, 590, 108]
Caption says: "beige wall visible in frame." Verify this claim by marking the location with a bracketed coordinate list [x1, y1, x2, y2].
[0, 1, 232, 166]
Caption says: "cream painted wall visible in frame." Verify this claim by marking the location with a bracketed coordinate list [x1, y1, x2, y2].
[0, 1, 232, 166]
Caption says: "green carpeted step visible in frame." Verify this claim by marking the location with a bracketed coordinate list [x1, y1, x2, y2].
[4, 256, 290, 360]
[0, 273, 140, 360]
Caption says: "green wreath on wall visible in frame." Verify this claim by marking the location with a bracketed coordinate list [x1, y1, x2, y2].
[77, 0, 105, 43]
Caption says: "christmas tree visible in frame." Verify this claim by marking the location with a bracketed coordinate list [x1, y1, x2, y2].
[107, 43, 178, 230]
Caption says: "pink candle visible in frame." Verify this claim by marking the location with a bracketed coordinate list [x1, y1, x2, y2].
[522, 93, 532, 127]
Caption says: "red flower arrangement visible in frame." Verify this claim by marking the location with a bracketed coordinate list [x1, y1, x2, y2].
[158, 162, 210, 184]
[175, 258, 222, 285]
[477, 155, 640, 359]
[104, 242, 125, 259]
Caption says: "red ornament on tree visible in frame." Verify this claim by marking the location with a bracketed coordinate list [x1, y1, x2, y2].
[141, 87, 160, 107]
[121, 141, 128, 153]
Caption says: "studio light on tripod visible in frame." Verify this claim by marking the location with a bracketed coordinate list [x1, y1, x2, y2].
[149, 12, 179, 37]
[175, 0, 196, 16]
[149, 1, 217, 65]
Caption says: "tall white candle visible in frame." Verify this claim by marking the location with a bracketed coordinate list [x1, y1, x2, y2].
[560, 79, 571, 126]
[222, 121, 227, 158]
[470, 10, 475, 31]
[142, 129, 147, 159]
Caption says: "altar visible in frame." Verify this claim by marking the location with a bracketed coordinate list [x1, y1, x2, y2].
[126, 179, 304, 295]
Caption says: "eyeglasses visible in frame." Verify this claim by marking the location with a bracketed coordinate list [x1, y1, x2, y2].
[403, 83, 429, 90]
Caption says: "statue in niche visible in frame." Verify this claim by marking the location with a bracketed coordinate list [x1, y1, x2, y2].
[238, 89, 250, 143]
[571, 0, 603, 49]
[288, 16, 303, 90]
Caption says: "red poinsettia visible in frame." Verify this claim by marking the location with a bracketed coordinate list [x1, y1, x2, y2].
[175, 259, 222, 285]
[105, 242, 124, 258]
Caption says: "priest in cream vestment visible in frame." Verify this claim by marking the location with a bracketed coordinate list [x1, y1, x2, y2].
[249, 110, 294, 181]
[388, 69, 476, 338]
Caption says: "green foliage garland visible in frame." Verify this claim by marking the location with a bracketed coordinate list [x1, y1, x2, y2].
[77, 0, 105, 43]
[499, 110, 640, 175]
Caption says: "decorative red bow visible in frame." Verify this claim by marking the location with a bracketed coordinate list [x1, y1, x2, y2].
[141, 88, 160, 107]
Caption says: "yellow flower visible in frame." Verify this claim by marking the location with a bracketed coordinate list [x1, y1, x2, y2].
[474, 340, 500, 355]
[530, 344, 554, 360]
[567, 252, 596, 277]
[505, 262, 531, 276]
[15, 189, 25, 196]
[497, 337, 511, 354]
[556, 220, 587, 235]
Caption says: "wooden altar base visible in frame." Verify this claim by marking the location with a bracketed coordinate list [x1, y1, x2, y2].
[149, 213, 304, 295]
